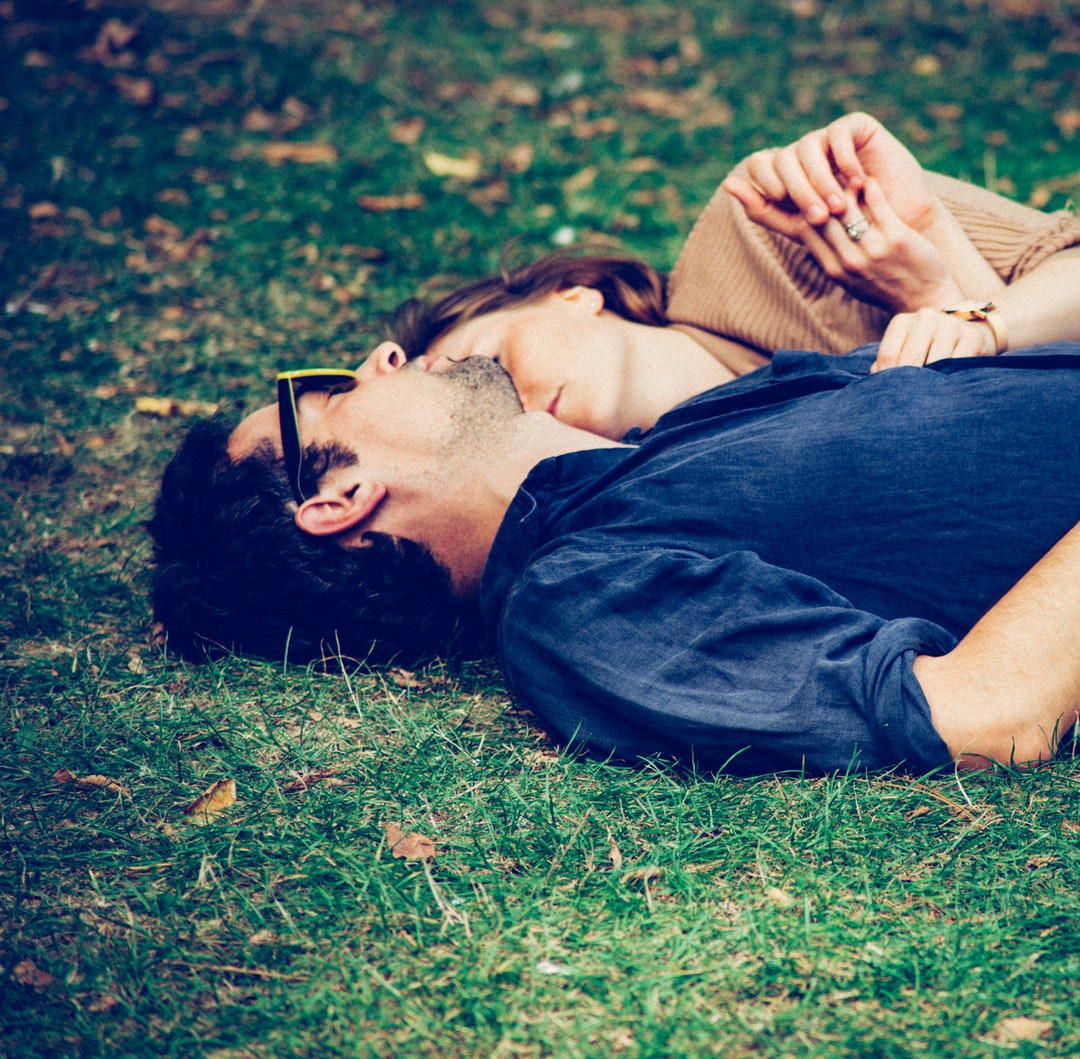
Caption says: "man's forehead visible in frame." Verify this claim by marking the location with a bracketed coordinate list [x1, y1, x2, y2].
[227, 402, 281, 461]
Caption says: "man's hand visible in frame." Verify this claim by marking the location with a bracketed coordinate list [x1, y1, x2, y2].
[915, 518, 1080, 770]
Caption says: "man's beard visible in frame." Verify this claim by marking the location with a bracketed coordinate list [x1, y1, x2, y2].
[441, 356, 525, 433]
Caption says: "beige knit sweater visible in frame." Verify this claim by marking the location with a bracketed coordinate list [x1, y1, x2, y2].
[666, 163, 1080, 376]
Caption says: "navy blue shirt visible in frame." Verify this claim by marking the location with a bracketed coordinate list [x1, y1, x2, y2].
[479, 345, 1080, 775]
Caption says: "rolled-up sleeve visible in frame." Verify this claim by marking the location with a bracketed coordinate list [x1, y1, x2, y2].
[496, 545, 956, 776]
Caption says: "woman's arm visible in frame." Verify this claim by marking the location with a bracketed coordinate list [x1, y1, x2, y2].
[872, 247, 1080, 370]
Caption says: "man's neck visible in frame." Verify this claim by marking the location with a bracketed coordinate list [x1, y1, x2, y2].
[440, 412, 627, 595]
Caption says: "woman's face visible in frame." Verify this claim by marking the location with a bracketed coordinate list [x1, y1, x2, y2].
[418, 287, 634, 440]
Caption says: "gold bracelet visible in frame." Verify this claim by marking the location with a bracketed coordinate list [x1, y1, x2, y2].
[943, 301, 1009, 354]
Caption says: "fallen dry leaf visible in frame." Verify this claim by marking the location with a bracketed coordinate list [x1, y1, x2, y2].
[242, 106, 277, 132]
[77, 774, 130, 796]
[535, 958, 573, 975]
[282, 768, 350, 793]
[28, 201, 61, 219]
[388, 668, 425, 689]
[423, 150, 482, 180]
[385, 822, 437, 861]
[389, 116, 426, 144]
[262, 141, 338, 165]
[1054, 108, 1080, 138]
[113, 74, 154, 106]
[135, 396, 220, 418]
[607, 830, 623, 871]
[356, 192, 426, 212]
[626, 89, 690, 118]
[1025, 855, 1059, 871]
[995, 1016, 1053, 1042]
[502, 143, 535, 173]
[525, 748, 561, 769]
[184, 778, 237, 822]
[13, 959, 53, 992]
[767, 886, 797, 908]
[562, 166, 599, 195]
[53, 768, 130, 797]
[621, 866, 661, 886]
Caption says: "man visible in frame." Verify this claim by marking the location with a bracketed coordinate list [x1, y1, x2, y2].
[150, 342, 1080, 775]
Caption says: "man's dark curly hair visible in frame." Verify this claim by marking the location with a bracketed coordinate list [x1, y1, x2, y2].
[148, 417, 480, 666]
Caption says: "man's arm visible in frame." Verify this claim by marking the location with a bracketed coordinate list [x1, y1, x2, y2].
[915, 518, 1080, 769]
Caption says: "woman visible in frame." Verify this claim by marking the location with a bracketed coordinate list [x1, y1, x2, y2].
[370, 113, 1080, 441]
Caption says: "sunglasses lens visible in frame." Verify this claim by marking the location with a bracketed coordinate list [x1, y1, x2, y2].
[277, 371, 357, 504]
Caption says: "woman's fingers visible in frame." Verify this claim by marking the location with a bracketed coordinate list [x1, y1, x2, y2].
[721, 175, 805, 241]
[873, 309, 996, 372]
[741, 149, 790, 204]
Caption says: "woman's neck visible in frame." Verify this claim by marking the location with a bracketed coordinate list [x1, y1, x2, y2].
[620, 321, 738, 433]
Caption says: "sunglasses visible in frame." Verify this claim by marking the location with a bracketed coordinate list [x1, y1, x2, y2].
[276, 368, 358, 504]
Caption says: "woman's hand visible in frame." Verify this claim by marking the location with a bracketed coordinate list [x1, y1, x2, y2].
[871, 307, 997, 372]
[726, 112, 938, 232]
[725, 169, 963, 312]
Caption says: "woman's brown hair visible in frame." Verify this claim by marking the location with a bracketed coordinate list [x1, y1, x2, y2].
[390, 247, 669, 358]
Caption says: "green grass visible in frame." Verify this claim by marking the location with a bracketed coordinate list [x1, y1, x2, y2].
[3, 0, 1080, 1054]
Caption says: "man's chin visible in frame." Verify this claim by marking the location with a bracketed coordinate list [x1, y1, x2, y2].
[445, 356, 524, 413]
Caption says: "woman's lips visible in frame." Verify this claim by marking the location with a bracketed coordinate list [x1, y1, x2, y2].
[546, 387, 563, 417]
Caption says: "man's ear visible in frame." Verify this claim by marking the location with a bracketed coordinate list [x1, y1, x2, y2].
[558, 285, 605, 314]
[294, 479, 388, 537]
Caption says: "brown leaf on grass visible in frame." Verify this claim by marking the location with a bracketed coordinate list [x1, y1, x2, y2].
[13, 959, 53, 992]
[385, 822, 437, 861]
[28, 201, 61, 219]
[262, 142, 338, 165]
[571, 117, 619, 140]
[184, 778, 237, 822]
[80, 18, 139, 66]
[135, 396, 219, 418]
[1024, 855, 1059, 871]
[563, 166, 599, 195]
[423, 150, 482, 180]
[388, 668, 425, 689]
[1054, 108, 1080, 138]
[621, 866, 661, 886]
[282, 768, 351, 793]
[502, 143, 535, 173]
[242, 106, 277, 132]
[626, 89, 690, 119]
[994, 1016, 1053, 1042]
[389, 116, 426, 144]
[767, 886, 797, 908]
[78, 774, 130, 795]
[607, 831, 623, 871]
[113, 74, 154, 106]
[525, 748, 561, 769]
[1062, 819, 1080, 833]
[356, 192, 426, 212]
[53, 768, 130, 797]
[87, 993, 120, 1013]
